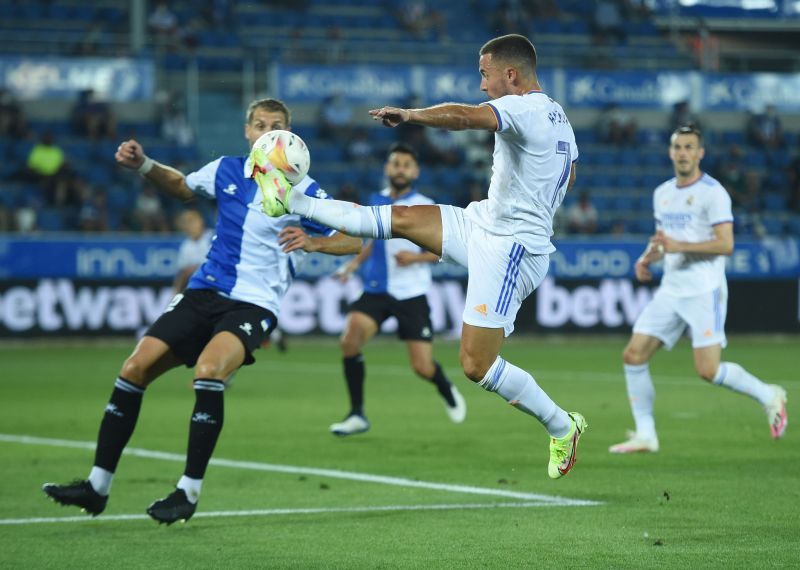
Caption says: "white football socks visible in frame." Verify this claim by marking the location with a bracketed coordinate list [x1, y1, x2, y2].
[89, 465, 114, 497]
[88, 466, 113, 496]
[478, 356, 571, 438]
[623, 363, 656, 439]
[177, 475, 203, 504]
[288, 191, 392, 240]
[713, 362, 773, 405]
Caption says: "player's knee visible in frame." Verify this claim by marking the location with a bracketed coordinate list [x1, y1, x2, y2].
[622, 345, 648, 366]
[339, 334, 362, 358]
[460, 352, 489, 383]
[119, 357, 150, 386]
[696, 364, 717, 383]
[194, 360, 227, 381]
[411, 359, 433, 378]
[391, 205, 412, 234]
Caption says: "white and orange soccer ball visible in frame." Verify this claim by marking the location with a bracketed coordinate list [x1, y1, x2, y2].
[248, 130, 310, 185]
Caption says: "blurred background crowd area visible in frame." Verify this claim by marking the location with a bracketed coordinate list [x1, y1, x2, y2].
[1, 0, 799, 237]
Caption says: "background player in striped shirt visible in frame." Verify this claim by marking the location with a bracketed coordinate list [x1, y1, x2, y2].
[610, 124, 788, 454]
[321, 143, 466, 436]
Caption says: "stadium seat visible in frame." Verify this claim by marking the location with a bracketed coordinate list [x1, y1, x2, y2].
[745, 151, 767, 168]
[761, 217, 785, 236]
[786, 216, 800, 236]
[37, 209, 65, 231]
[617, 174, 639, 189]
[762, 193, 786, 211]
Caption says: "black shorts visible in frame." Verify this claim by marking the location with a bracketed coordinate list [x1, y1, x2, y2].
[146, 289, 277, 367]
[349, 293, 433, 342]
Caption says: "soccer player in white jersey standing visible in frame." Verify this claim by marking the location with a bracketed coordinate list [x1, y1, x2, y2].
[609, 125, 788, 454]
[322, 143, 466, 436]
[172, 208, 213, 294]
[42, 99, 361, 523]
[253, 34, 588, 479]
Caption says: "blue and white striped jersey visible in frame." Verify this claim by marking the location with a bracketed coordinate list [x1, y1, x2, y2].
[184, 155, 333, 315]
[359, 188, 434, 300]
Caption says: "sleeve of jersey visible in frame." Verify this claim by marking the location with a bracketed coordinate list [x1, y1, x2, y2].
[299, 181, 336, 236]
[184, 158, 223, 200]
[653, 192, 662, 227]
[482, 95, 518, 134]
[570, 132, 580, 163]
[176, 241, 191, 269]
[708, 185, 734, 226]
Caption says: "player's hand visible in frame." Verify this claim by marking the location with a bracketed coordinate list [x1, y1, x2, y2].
[634, 259, 653, 282]
[652, 230, 680, 254]
[279, 226, 315, 253]
[333, 263, 356, 283]
[368, 106, 409, 128]
[115, 139, 147, 170]
[394, 251, 417, 267]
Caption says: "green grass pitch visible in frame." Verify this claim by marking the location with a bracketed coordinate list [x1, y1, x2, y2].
[0, 336, 797, 568]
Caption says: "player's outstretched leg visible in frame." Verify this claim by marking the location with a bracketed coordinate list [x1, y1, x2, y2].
[249, 144, 394, 236]
[247, 145, 294, 216]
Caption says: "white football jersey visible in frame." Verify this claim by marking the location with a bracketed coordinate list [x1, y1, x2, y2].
[464, 91, 579, 254]
[359, 188, 434, 300]
[653, 173, 733, 297]
[177, 229, 214, 270]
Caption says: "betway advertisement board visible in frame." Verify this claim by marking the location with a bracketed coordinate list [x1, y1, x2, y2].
[1, 237, 797, 337]
[0, 277, 797, 337]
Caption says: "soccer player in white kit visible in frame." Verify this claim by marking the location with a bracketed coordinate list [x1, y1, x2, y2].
[173, 209, 214, 294]
[609, 125, 788, 454]
[253, 34, 588, 479]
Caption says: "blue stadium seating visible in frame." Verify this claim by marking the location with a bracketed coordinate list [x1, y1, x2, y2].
[762, 193, 786, 211]
[37, 209, 65, 231]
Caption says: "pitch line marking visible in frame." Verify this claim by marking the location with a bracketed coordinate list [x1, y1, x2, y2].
[0, 501, 581, 526]
[1, 433, 601, 507]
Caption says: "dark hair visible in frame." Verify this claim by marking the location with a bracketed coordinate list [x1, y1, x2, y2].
[479, 34, 537, 74]
[246, 98, 291, 126]
[672, 123, 703, 145]
[387, 142, 418, 162]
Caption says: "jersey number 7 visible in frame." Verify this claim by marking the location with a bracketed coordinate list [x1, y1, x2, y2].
[550, 140, 571, 208]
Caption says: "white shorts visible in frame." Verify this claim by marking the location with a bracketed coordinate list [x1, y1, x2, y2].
[633, 283, 728, 349]
[440, 205, 549, 337]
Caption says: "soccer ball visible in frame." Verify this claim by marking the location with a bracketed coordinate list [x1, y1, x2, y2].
[251, 130, 310, 185]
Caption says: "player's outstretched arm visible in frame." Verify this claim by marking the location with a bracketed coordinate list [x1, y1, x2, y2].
[278, 227, 362, 256]
[394, 250, 439, 267]
[115, 139, 194, 202]
[369, 103, 498, 131]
